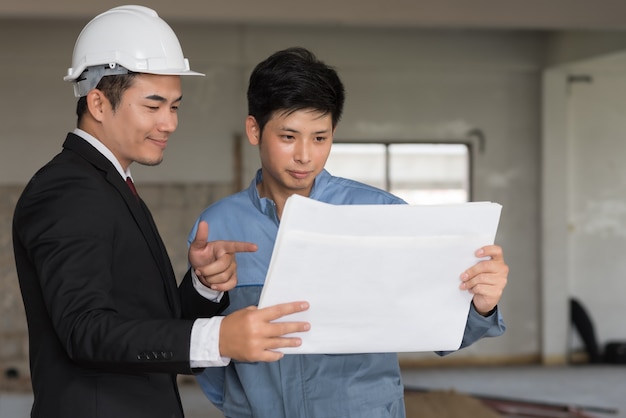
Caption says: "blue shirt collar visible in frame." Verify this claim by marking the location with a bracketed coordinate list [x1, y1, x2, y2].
[247, 168, 332, 218]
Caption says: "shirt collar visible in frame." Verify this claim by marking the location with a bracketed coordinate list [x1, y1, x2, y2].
[248, 170, 274, 217]
[247, 168, 331, 216]
[72, 128, 133, 181]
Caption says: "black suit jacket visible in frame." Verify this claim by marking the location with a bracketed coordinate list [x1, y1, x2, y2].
[13, 133, 228, 418]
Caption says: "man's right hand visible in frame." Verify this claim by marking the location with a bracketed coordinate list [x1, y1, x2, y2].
[219, 301, 310, 362]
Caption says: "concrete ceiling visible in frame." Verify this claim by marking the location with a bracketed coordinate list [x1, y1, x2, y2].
[3, 0, 626, 31]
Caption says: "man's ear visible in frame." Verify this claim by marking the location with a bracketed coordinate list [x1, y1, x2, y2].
[85, 89, 107, 122]
[246, 116, 261, 145]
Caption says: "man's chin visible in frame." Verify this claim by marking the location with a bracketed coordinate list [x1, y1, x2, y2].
[136, 157, 164, 167]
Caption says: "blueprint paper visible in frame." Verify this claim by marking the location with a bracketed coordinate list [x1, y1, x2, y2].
[257, 194, 502, 354]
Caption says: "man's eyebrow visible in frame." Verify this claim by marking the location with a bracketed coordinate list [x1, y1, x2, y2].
[280, 126, 330, 135]
[145, 94, 183, 102]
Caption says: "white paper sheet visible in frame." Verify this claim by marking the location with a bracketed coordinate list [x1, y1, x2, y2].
[257, 194, 502, 354]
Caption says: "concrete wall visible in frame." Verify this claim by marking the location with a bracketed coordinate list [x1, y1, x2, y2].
[542, 45, 626, 363]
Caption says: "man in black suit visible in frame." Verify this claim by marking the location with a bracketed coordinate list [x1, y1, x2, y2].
[12, 6, 309, 418]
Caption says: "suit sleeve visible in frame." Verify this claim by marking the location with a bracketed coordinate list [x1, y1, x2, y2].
[179, 269, 230, 319]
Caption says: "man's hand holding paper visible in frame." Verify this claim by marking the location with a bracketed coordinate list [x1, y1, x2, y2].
[460, 244, 508, 316]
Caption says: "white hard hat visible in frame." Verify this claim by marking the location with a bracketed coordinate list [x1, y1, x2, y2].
[64, 5, 204, 97]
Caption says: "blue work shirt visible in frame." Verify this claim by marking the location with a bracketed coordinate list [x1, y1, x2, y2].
[188, 169, 506, 418]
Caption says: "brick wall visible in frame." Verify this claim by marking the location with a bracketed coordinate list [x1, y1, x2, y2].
[0, 182, 234, 391]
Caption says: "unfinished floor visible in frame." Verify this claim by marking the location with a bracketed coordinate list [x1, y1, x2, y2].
[1, 365, 624, 417]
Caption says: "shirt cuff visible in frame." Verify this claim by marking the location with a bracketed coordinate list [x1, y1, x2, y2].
[191, 269, 224, 302]
[189, 317, 231, 368]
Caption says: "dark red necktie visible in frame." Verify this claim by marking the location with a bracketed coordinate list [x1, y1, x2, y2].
[126, 177, 139, 199]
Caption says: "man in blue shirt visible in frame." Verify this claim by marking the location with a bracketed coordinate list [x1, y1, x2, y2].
[188, 47, 508, 418]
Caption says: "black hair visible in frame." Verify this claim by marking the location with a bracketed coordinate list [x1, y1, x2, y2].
[76, 72, 138, 126]
[247, 47, 345, 133]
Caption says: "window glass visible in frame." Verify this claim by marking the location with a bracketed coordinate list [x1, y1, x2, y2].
[325, 143, 469, 204]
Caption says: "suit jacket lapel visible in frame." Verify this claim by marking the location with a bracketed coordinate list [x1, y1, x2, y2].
[135, 197, 180, 314]
[63, 133, 180, 314]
